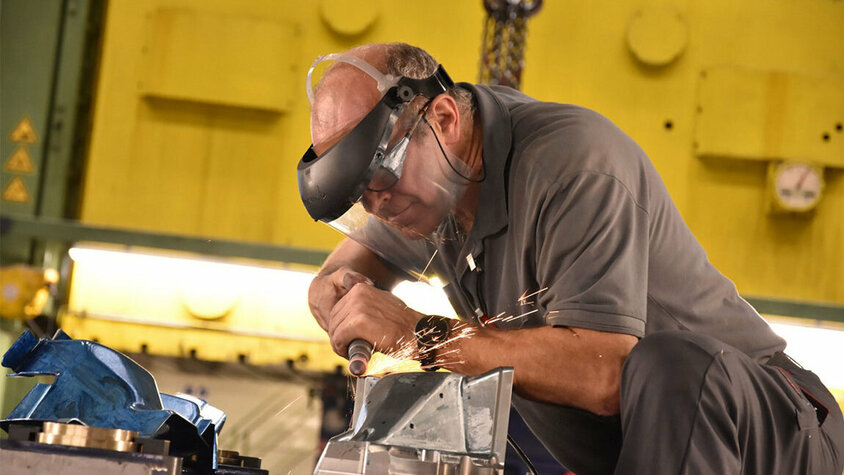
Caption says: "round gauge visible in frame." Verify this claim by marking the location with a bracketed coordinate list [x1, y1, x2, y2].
[771, 162, 824, 212]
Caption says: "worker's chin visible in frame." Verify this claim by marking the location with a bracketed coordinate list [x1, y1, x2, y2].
[393, 223, 433, 240]
[385, 209, 442, 239]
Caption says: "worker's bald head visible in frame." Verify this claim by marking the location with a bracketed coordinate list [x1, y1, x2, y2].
[310, 45, 389, 155]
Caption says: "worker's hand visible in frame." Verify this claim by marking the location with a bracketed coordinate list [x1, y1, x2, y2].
[327, 283, 425, 357]
[307, 267, 372, 331]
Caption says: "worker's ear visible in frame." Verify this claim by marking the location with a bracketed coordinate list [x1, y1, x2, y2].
[426, 94, 461, 145]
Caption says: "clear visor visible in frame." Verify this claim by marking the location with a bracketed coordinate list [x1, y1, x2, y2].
[366, 105, 428, 192]
[306, 53, 400, 106]
[326, 122, 480, 297]
[304, 54, 476, 314]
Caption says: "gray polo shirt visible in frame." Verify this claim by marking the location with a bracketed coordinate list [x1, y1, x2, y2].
[363, 83, 783, 357]
[353, 83, 786, 466]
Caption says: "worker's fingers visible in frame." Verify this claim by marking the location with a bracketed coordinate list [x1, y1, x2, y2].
[328, 284, 422, 357]
[341, 271, 374, 292]
[308, 270, 347, 330]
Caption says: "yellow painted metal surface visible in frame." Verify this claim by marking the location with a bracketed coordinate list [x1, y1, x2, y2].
[523, 0, 844, 304]
[696, 67, 844, 167]
[82, 0, 483, 252]
[318, 0, 380, 37]
[79, 0, 844, 362]
[141, 9, 298, 112]
[625, 6, 688, 67]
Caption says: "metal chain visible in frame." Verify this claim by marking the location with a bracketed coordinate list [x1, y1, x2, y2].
[478, 0, 543, 90]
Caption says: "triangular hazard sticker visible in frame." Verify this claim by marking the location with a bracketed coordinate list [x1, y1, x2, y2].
[2, 177, 30, 202]
[10, 117, 38, 144]
[4, 147, 35, 173]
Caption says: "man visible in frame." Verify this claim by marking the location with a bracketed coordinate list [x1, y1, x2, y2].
[297, 43, 843, 474]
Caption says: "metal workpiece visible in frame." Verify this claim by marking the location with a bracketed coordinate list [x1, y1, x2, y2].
[0, 330, 232, 472]
[314, 367, 514, 474]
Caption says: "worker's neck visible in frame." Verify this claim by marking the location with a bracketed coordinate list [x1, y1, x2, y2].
[453, 113, 484, 233]
[462, 112, 484, 181]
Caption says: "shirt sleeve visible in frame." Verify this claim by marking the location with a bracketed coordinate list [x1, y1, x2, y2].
[535, 172, 648, 337]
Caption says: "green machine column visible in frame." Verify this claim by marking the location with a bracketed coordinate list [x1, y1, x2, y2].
[1, 0, 104, 429]
[0, 0, 63, 427]
[1, 0, 64, 263]
[1, 0, 101, 264]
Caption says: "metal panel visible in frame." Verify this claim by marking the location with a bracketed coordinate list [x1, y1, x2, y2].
[141, 8, 297, 112]
[695, 67, 844, 167]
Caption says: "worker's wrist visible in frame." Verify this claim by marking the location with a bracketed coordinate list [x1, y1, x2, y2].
[415, 315, 452, 371]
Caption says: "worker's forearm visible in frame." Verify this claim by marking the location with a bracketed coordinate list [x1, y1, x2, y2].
[442, 323, 637, 416]
[319, 238, 401, 289]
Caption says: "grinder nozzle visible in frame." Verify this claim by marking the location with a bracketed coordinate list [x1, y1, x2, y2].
[347, 339, 373, 376]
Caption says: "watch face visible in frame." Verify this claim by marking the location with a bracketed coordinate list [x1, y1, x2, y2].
[774, 163, 822, 211]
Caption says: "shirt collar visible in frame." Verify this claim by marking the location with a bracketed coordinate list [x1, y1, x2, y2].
[458, 83, 512, 241]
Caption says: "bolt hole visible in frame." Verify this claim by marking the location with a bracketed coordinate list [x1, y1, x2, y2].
[140, 343, 148, 353]
[439, 393, 444, 398]
[409, 423, 414, 429]
[835, 123, 842, 132]
[664, 120, 674, 131]
[238, 353, 247, 364]
[822, 133, 830, 142]
[189, 349, 197, 359]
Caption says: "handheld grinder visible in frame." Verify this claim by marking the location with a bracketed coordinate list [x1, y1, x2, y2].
[342, 273, 375, 376]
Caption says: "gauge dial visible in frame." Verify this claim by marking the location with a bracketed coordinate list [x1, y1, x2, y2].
[771, 162, 824, 212]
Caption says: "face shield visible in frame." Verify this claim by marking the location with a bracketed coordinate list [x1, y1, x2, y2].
[298, 53, 456, 222]
[297, 54, 481, 311]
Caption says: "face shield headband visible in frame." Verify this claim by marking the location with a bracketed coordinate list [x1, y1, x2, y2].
[297, 54, 454, 222]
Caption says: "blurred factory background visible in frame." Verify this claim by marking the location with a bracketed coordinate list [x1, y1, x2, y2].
[1, 0, 843, 473]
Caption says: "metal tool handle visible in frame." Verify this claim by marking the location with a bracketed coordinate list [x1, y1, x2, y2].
[342, 272, 375, 376]
[347, 339, 373, 376]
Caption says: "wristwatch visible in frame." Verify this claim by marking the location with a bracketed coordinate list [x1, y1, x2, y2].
[415, 315, 452, 371]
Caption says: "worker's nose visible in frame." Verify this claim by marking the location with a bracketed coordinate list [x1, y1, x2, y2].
[361, 189, 390, 216]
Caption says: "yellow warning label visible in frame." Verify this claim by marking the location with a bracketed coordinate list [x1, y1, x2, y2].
[10, 117, 38, 144]
[2, 177, 30, 202]
[4, 146, 35, 173]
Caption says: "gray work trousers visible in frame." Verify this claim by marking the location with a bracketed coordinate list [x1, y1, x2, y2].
[516, 330, 844, 475]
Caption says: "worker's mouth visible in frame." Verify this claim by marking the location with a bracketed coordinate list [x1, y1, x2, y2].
[384, 204, 413, 225]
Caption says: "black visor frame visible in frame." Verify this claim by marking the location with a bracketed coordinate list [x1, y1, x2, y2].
[297, 66, 454, 222]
